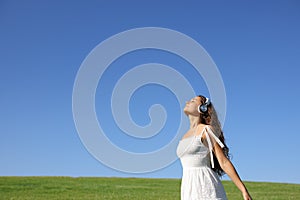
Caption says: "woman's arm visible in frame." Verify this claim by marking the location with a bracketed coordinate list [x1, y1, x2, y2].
[213, 143, 252, 200]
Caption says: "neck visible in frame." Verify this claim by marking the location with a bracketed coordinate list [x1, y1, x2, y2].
[188, 115, 200, 129]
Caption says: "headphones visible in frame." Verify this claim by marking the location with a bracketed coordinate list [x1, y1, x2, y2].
[198, 97, 211, 113]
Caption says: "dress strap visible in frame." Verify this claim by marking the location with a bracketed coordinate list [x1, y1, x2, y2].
[201, 125, 225, 168]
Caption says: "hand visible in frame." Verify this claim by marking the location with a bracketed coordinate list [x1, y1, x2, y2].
[242, 191, 252, 200]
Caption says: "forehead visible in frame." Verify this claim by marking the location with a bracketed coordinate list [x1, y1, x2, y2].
[191, 96, 201, 101]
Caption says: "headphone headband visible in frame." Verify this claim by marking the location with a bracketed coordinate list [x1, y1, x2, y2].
[205, 97, 211, 105]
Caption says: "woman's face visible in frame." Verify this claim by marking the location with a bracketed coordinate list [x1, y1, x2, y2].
[184, 96, 201, 116]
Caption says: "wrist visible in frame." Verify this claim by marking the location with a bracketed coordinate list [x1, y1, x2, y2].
[242, 189, 250, 196]
[241, 187, 248, 194]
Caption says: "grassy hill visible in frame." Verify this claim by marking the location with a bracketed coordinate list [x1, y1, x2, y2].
[0, 176, 299, 199]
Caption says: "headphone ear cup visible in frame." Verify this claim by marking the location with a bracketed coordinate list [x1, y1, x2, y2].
[199, 105, 207, 113]
[198, 97, 210, 113]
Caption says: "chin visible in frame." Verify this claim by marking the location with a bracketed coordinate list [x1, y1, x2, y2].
[183, 109, 189, 116]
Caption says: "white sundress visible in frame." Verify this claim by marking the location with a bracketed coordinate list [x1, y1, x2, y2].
[176, 125, 228, 200]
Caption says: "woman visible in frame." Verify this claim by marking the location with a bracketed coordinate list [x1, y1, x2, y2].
[176, 95, 252, 200]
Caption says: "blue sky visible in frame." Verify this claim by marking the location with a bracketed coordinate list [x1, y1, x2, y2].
[1, 1, 300, 184]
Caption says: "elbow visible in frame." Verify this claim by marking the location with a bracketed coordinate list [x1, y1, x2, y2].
[219, 158, 230, 171]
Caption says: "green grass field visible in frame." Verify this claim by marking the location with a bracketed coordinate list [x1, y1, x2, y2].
[0, 176, 299, 199]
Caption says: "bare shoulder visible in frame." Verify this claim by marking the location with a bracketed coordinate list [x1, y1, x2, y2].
[196, 124, 211, 137]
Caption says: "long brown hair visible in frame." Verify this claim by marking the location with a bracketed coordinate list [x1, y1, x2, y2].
[198, 95, 230, 177]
